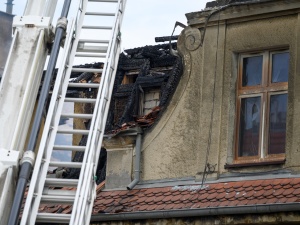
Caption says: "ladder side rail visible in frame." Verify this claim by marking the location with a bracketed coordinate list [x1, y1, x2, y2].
[70, 2, 122, 221]
[74, 2, 125, 224]
[71, 5, 122, 225]
[91, 21, 122, 173]
[24, 20, 72, 224]
[77, 163, 95, 224]
[94, 37, 122, 168]
[92, 0, 125, 171]
[28, 16, 77, 223]
[65, 0, 96, 223]
[81, 38, 123, 225]
[20, 19, 76, 225]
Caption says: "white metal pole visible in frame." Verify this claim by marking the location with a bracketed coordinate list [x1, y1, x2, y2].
[24, 0, 47, 16]
[0, 0, 57, 224]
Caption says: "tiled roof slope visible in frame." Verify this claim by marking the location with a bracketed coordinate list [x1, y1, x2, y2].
[93, 177, 300, 214]
[33, 177, 300, 216]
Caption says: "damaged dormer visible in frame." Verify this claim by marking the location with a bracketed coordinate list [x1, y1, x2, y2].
[62, 42, 183, 189]
[106, 43, 183, 132]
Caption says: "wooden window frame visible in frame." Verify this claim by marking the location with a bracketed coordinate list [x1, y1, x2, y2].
[234, 49, 288, 163]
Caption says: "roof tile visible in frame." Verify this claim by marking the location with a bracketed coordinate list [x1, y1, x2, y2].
[253, 185, 263, 191]
[293, 189, 300, 195]
[273, 189, 284, 196]
[242, 181, 252, 188]
[263, 185, 273, 190]
[290, 178, 300, 185]
[232, 181, 244, 188]
[198, 193, 210, 200]
[286, 196, 299, 203]
[264, 189, 275, 197]
[282, 188, 294, 196]
[250, 180, 262, 187]
[253, 190, 264, 197]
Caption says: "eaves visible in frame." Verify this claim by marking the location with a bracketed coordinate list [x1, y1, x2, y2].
[187, 0, 300, 27]
[91, 203, 300, 222]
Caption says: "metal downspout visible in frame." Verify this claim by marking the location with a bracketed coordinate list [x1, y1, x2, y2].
[7, 1, 71, 224]
[127, 129, 143, 190]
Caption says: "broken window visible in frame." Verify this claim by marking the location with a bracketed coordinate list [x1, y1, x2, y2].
[235, 50, 289, 161]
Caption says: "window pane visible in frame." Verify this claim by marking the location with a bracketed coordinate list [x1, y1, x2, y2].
[268, 94, 287, 154]
[272, 52, 289, 83]
[238, 97, 261, 157]
[242, 56, 263, 87]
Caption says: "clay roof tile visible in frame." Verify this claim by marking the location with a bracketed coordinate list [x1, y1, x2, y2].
[36, 177, 300, 216]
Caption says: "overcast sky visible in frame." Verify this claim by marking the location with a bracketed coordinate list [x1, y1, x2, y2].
[122, 0, 207, 49]
[0, 0, 208, 162]
[0, 0, 208, 49]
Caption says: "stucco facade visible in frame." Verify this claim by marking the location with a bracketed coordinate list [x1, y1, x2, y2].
[133, 0, 300, 182]
[96, 1, 300, 223]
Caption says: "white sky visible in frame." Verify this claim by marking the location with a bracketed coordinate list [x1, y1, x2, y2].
[0, 0, 208, 162]
[0, 0, 208, 49]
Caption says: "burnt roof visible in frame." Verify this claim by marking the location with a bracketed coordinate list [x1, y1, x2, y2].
[64, 43, 183, 182]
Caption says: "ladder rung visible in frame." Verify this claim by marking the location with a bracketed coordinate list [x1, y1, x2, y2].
[36, 213, 71, 223]
[82, 25, 112, 30]
[85, 12, 115, 16]
[89, 0, 118, 2]
[77, 45, 108, 53]
[40, 195, 75, 204]
[45, 178, 79, 187]
[65, 97, 96, 103]
[61, 112, 93, 119]
[75, 53, 106, 58]
[49, 161, 82, 168]
[71, 68, 103, 73]
[53, 145, 86, 152]
[68, 83, 99, 88]
[57, 128, 89, 135]
[43, 188, 76, 197]
[79, 39, 109, 44]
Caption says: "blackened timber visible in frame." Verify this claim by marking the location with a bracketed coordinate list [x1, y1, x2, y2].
[159, 57, 183, 106]
[67, 42, 183, 181]
[155, 35, 179, 43]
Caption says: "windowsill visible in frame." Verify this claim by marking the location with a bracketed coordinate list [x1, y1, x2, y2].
[224, 159, 286, 169]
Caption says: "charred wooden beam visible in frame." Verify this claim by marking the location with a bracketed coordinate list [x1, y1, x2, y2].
[155, 35, 179, 43]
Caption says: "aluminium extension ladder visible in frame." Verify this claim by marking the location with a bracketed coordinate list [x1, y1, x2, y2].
[21, 0, 126, 224]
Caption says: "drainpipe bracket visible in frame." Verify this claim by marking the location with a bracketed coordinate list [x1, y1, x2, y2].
[20, 151, 35, 166]
[56, 17, 68, 31]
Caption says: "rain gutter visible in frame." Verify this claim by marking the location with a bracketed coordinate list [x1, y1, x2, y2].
[91, 203, 300, 222]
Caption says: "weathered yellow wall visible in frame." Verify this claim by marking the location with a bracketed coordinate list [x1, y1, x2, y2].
[137, 5, 300, 181]
[104, 2, 300, 184]
[220, 14, 299, 173]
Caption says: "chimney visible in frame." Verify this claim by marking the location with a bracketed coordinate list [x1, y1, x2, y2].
[6, 0, 13, 14]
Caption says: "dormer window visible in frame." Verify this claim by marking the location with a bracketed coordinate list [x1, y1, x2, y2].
[235, 50, 289, 161]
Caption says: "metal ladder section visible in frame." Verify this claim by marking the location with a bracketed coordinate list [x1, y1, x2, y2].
[21, 0, 126, 224]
